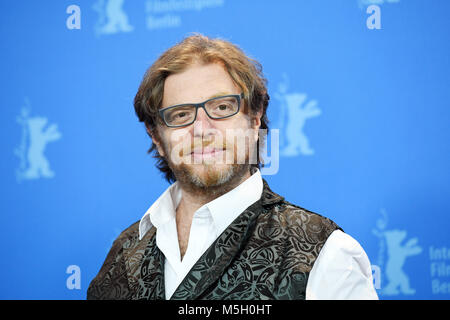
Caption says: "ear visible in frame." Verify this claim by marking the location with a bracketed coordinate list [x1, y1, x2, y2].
[251, 109, 263, 142]
[251, 109, 263, 130]
[146, 124, 166, 157]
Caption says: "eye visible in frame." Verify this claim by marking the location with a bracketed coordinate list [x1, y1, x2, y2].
[169, 110, 191, 121]
[218, 104, 230, 111]
[166, 108, 194, 124]
[175, 112, 188, 118]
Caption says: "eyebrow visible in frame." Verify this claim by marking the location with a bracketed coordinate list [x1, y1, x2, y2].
[164, 91, 235, 108]
[206, 91, 234, 100]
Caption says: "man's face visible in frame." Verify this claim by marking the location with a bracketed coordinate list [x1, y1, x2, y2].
[150, 62, 261, 191]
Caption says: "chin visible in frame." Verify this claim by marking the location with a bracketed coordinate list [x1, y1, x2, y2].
[172, 160, 246, 190]
[185, 163, 236, 188]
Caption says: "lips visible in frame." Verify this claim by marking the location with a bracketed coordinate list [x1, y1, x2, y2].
[191, 147, 224, 155]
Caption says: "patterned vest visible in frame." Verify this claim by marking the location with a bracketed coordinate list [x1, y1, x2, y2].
[87, 179, 341, 300]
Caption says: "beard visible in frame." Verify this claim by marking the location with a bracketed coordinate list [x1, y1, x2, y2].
[173, 162, 250, 198]
[162, 139, 253, 199]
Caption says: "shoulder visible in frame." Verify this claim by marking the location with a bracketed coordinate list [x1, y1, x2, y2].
[102, 220, 142, 256]
[87, 220, 141, 300]
[115, 220, 141, 248]
[260, 179, 341, 241]
[100, 219, 143, 264]
[315, 230, 368, 264]
[269, 198, 342, 243]
[306, 230, 379, 299]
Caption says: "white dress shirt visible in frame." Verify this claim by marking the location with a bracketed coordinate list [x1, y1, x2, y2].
[138, 169, 378, 300]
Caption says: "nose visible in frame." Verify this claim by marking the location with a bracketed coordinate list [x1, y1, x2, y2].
[192, 106, 215, 138]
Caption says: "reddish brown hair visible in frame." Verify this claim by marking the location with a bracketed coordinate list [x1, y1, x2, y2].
[134, 34, 270, 182]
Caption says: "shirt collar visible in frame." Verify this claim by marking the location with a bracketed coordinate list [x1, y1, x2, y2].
[138, 169, 263, 241]
[138, 181, 182, 240]
[205, 169, 263, 237]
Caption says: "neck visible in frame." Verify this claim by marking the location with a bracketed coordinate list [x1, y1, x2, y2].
[174, 166, 252, 260]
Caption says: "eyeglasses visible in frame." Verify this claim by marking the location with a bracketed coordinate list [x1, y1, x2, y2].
[159, 93, 244, 128]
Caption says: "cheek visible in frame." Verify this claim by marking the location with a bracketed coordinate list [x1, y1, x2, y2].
[226, 116, 257, 142]
[221, 118, 258, 151]
[162, 128, 193, 161]
[170, 130, 185, 145]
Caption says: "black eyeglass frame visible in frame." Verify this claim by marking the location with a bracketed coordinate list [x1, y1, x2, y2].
[158, 92, 244, 128]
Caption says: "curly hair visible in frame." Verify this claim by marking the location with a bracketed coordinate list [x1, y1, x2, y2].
[134, 33, 270, 183]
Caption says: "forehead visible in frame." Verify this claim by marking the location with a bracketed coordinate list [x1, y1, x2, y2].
[162, 62, 241, 108]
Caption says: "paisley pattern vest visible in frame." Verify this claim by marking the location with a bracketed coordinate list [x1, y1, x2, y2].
[87, 179, 341, 300]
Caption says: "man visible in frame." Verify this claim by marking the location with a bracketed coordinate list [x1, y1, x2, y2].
[87, 34, 378, 300]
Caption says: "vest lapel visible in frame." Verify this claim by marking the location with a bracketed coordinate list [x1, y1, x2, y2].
[123, 227, 166, 300]
[170, 199, 262, 300]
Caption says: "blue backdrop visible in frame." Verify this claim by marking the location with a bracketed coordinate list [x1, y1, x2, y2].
[1, 0, 449, 300]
